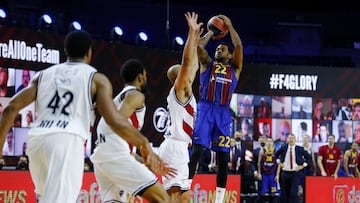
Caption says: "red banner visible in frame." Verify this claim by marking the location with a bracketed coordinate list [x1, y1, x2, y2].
[306, 176, 360, 203]
[191, 174, 240, 203]
[0, 171, 240, 203]
[0, 171, 35, 203]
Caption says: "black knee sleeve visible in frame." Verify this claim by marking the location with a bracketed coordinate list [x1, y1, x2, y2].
[216, 151, 229, 188]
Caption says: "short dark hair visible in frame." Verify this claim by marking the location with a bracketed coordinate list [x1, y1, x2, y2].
[218, 42, 233, 53]
[64, 30, 92, 58]
[120, 59, 146, 83]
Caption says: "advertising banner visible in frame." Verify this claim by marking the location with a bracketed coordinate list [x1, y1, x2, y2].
[0, 171, 240, 203]
[306, 176, 360, 203]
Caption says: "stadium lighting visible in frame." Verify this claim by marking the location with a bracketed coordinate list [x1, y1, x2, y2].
[38, 13, 53, 31]
[0, 8, 6, 20]
[110, 26, 124, 43]
[136, 31, 148, 46]
[69, 21, 82, 31]
[172, 36, 184, 50]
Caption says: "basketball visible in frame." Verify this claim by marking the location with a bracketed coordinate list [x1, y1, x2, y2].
[207, 15, 228, 40]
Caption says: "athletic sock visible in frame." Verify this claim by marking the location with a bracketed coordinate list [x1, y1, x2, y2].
[215, 187, 226, 203]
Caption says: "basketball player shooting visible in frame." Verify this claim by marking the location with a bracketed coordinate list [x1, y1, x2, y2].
[188, 14, 243, 203]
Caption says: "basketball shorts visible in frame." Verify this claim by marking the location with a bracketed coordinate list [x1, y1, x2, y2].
[158, 138, 190, 191]
[93, 153, 158, 202]
[27, 133, 85, 203]
[193, 102, 232, 152]
[261, 173, 278, 194]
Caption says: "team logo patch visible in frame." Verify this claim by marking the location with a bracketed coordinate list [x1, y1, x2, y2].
[153, 107, 169, 132]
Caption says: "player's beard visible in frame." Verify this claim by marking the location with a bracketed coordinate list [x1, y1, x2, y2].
[215, 56, 227, 64]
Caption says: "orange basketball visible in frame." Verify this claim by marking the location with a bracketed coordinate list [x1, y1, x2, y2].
[207, 15, 228, 40]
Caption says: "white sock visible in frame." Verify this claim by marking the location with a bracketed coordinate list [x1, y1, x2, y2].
[215, 187, 226, 203]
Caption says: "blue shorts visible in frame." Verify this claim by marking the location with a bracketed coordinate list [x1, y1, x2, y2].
[192, 101, 232, 152]
[261, 173, 278, 194]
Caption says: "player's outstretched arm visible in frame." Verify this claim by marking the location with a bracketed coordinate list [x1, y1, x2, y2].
[197, 31, 212, 72]
[174, 12, 202, 101]
[219, 14, 243, 77]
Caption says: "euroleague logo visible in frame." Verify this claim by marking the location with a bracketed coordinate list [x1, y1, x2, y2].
[334, 187, 346, 203]
[333, 185, 360, 203]
[153, 107, 169, 132]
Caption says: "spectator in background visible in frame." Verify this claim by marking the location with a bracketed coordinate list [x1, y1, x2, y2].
[313, 122, 330, 142]
[257, 97, 271, 118]
[26, 110, 34, 127]
[261, 122, 271, 138]
[275, 106, 287, 118]
[16, 155, 29, 170]
[327, 101, 339, 120]
[296, 121, 308, 142]
[274, 120, 291, 150]
[298, 105, 307, 119]
[0, 67, 15, 97]
[317, 134, 342, 178]
[13, 113, 21, 127]
[337, 121, 351, 143]
[241, 118, 253, 141]
[312, 99, 325, 120]
[2, 128, 14, 156]
[354, 122, 360, 143]
[16, 69, 31, 93]
[337, 98, 351, 120]
[353, 102, 360, 121]
[279, 121, 291, 142]
[240, 95, 253, 117]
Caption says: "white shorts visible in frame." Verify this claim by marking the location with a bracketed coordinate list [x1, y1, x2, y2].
[158, 138, 190, 191]
[93, 154, 157, 202]
[27, 133, 85, 203]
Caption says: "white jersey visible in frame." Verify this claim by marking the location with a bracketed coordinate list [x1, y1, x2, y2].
[115, 86, 146, 130]
[164, 87, 196, 144]
[28, 61, 96, 141]
[91, 85, 146, 163]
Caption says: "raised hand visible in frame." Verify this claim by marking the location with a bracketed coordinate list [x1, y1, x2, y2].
[185, 12, 203, 33]
[217, 14, 232, 28]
